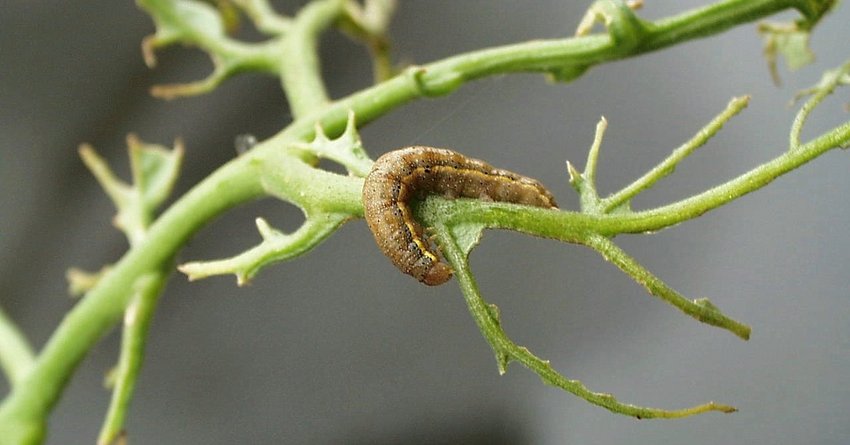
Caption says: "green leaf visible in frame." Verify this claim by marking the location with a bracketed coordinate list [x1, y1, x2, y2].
[129, 136, 184, 211]
[776, 28, 814, 70]
[290, 111, 373, 177]
[80, 135, 183, 245]
[449, 223, 485, 256]
[178, 214, 348, 284]
[145, 0, 226, 42]
[139, 0, 280, 98]
[759, 21, 816, 83]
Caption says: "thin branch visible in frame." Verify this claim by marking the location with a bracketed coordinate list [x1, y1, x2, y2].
[0, 157, 268, 443]
[234, 0, 292, 35]
[97, 272, 167, 445]
[601, 95, 750, 213]
[617, 118, 850, 234]
[139, 0, 279, 99]
[178, 214, 348, 284]
[569, 116, 608, 212]
[428, 118, 850, 240]
[268, 0, 826, 148]
[582, 234, 751, 339]
[0, 1, 837, 440]
[789, 60, 850, 150]
[278, 0, 345, 117]
[583, 116, 607, 188]
[433, 222, 737, 418]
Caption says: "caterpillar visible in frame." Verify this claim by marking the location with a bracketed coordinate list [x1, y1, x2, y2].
[362, 146, 558, 286]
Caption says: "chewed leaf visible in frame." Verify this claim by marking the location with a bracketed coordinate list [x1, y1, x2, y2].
[291, 111, 373, 177]
[758, 0, 836, 84]
[139, 0, 279, 98]
[758, 21, 815, 84]
[449, 222, 485, 256]
[777, 32, 814, 70]
[178, 214, 347, 284]
[81, 135, 183, 245]
[128, 135, 184, 210]
[140, 0, 225, 67]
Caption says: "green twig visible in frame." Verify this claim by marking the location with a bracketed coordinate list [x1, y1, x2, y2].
[582, 234, 751, 339]
[140, 0, 345, 112]
[0, 1, 840, 442]
[266, 0, 828, 151]
[601, 95, 751, 213]
[583, 116, 607, 188]
[96, 271, 167, 445]
[568, 116, 608, 212]
[617, 118, 850, 234]
[278, 0, 345, 117]
[233, 0, 292, 35]
[427, 117, 850, 240]
[432, 221, 737, 418]
[79, 136, 184, 246]
[179, 113, 369, 284]
[138, 0, 278, 99]
[789, 60, 850, 150]
[178, 213, 348, 284]
[0, 157, 267, 444]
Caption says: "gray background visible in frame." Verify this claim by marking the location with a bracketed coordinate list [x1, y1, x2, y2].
[2, 1, 849, 444]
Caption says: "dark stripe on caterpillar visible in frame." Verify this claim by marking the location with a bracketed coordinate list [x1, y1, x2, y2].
[362, 146, 558, 286]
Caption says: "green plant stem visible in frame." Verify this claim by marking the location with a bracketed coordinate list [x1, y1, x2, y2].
[427, 119, 850, 239]
[0, 306, 35, 388]
[569, 116, 608, 211]
[583, 117, 607, 190]
[646, 0, 816, 47]
[601, 96, 751, 213]
[0, 158, 266, 444]
[0, 0, 835, 441]
[434, 221, 737, 418]
[267, 0, 824, 148]
[278, 0, 344, 117]
[139, 0, 273, 67]
[790, 60, 850, 149]
[236, 0, 292, 35]
[582, 234, 750, 339]
[618, 119, 850, 233]
[96, 271, 166, 445]
[178, 212, 350, 284]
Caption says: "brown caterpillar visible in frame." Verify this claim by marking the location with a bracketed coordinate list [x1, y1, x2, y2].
[362, 146, 558, 286]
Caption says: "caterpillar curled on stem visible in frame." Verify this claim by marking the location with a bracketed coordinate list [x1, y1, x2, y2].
[362, 146, 558, 285]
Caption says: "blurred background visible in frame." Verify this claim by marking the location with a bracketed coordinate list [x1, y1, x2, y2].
[1, 1, 849, 443]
